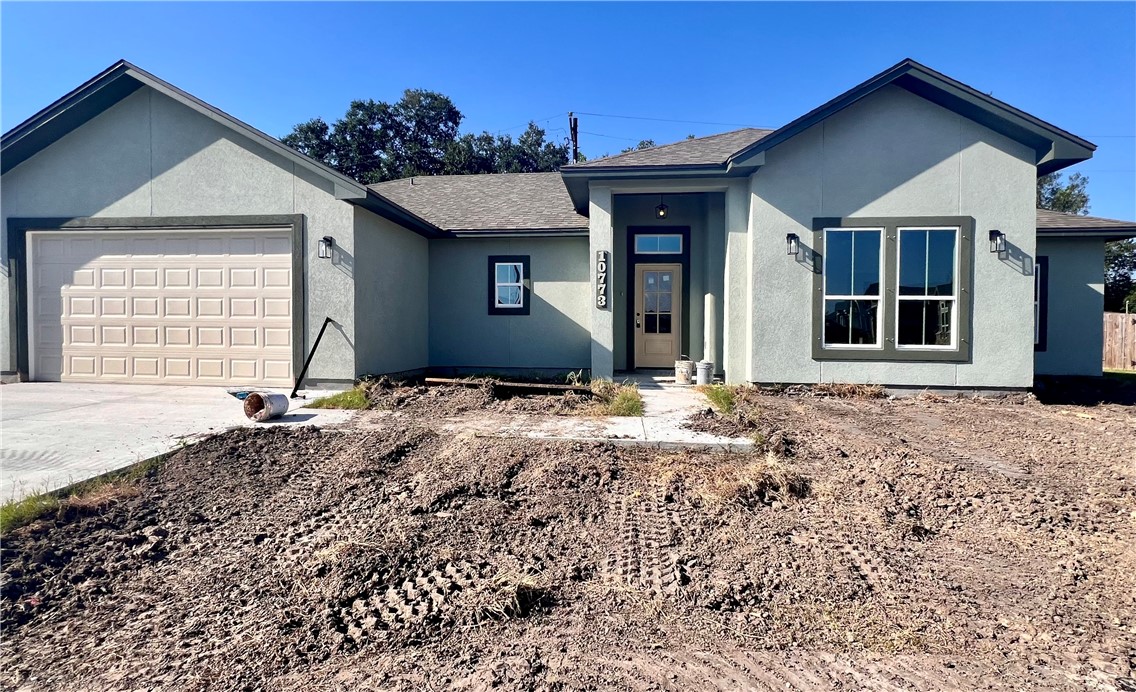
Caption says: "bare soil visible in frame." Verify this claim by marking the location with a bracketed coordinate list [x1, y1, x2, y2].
[2, 393, 1135, 691]
[366, 377, 592, 416]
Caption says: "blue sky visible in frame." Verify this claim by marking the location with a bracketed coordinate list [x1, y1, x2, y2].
[2, 2, 1134, 220]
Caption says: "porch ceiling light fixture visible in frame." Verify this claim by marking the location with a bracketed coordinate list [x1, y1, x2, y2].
[988, 230, 1007, 256]
[318, 235, 334, 259]
[786, 233, 800, 256]
[655, 195, 669, 220]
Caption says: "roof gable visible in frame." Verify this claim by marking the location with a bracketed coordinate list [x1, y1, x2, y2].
[729, 59, 1095, 175]
[1, 60, 441, 236]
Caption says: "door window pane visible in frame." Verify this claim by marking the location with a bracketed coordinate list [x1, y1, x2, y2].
[634, 234, 683, 254]
[645, 314, 658, 333]
[645, 293, 658, 313]
[658, 314, 672, 334]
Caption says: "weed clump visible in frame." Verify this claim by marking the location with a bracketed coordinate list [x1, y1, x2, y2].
[307, 385, 369, 410]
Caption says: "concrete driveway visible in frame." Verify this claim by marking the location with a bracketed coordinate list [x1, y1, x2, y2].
[1, 383, 354, 500]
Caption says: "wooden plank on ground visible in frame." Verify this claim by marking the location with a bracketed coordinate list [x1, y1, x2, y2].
[423, 377, 591, 393]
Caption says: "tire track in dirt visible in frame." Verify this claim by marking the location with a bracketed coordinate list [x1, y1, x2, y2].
[605, 477, 688, 597]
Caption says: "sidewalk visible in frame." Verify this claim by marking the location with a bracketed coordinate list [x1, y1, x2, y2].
[434, 374, 753, 451]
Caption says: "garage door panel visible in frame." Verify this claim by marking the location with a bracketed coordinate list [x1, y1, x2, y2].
[31, 229, 293, 386]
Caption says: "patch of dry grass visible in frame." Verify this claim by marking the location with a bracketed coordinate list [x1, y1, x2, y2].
[689, 455, 810, 511]
[697, 384, 738, 413]
[588, 380, 644, 417]
[455, 570, 553, 623]
[812, 382, 886, 399]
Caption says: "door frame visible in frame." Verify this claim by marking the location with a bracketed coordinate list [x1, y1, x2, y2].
[625, 226, 690, 369]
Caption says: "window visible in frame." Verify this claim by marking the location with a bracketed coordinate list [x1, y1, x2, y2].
[896, 228, 958, 348]
[812, 216, 974, 362]
[487, 255, 530, 315]
[822, 229, 883, 347]
[634, 234, 683, 254]
[1034, 256, 1048, 351]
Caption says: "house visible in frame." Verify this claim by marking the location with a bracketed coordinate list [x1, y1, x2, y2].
[2, 59, 1133, 390]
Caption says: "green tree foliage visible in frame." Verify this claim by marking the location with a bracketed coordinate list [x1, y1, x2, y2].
[282, 93, 570, 182]
[1105, 239, 1136, 312]
[1037, 172, 1090, 214]
[621, 139, 656, 154]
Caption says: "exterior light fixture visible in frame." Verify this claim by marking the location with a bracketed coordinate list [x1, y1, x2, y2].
[318, 235, 334, 259]
[655, 195, 669, 220]
[988, 230, 1007, 256]
[786, 233, 800, 256]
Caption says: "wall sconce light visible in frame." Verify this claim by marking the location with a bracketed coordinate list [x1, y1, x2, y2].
[786, 233, 800, 256]
[318, 235, 334, 259]
[655, 195, 668, 220]
[988, 230, 1006, 257]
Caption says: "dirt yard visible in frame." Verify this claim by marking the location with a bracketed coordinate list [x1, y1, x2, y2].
[2, 389, 1134, 691]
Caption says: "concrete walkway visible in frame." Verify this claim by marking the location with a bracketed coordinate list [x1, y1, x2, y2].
[433, 374, 753, 451]
[0, 383, 353, 501]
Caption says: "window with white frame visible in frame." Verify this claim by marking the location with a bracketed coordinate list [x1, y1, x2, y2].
[634, 234, 683, 254]
[488, 255, 530, 315]
[812, 216, 973, 362]
[822, 228, 883, 347]
[896, 228, 958, 348]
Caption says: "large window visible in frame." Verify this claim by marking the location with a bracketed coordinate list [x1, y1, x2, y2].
[822, 229, 882, 347]
[813, 216, 974, 362]
[897, 228, 958, 348]
[487, 255, 530, 315]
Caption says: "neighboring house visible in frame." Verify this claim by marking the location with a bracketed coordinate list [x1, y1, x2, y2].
[2, 59, 1133, 389]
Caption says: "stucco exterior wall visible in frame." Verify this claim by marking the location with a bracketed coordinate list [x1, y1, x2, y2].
[1035, 238, 1105, 376]
[749, 85, 1037, 388]
[0, 86, 361, 383]
[353, 207, 429, 376]
[428, 236, 590, 372]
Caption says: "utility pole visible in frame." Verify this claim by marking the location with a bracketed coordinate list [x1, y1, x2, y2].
[568, 112, 579, 164]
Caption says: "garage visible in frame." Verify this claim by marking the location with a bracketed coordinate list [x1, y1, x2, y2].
[27, 228, 294, 386]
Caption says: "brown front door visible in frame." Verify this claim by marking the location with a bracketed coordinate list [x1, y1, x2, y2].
[634, 264, 682, 368]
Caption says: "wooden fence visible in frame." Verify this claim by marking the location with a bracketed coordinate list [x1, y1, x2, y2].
[1104, 312, 1136, 371]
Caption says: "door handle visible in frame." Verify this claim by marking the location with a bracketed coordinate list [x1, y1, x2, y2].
[636, 312, 641, 329]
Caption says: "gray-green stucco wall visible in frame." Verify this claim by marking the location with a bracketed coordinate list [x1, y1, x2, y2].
[1035, 238, 1105, 377]
[353, 208, 429, 376]
[748, 85, 1037, 388]
[0, 85, 387, 384]
[428, 237, 590, 371]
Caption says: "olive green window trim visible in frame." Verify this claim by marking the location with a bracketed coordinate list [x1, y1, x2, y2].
[811, 216, 974, 363]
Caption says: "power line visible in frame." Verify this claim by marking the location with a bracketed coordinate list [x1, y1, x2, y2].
[573, 111, 774, 129]
[492, 112, 566, 136]
[578, 130, 642, 142]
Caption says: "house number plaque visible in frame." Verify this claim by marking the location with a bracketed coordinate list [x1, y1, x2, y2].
[595, 251, 609, 309]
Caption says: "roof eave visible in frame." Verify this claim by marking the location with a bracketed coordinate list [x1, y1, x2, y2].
[559, 162, 756, 214]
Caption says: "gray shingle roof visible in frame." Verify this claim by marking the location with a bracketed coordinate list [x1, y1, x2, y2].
[564, 128, 774, 169]
[1037, 208, 1136, 233]
[369, 172, 588, 232]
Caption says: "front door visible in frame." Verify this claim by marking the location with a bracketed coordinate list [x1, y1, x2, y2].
[634, 264, 682, 368]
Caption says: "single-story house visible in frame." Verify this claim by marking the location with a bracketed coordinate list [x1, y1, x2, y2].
[3, 58, 1134, 389]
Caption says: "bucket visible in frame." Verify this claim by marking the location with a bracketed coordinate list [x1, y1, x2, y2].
[674, 359, 695, 385]
[243, 392, 290, 422]
[696, 360, 714, 386]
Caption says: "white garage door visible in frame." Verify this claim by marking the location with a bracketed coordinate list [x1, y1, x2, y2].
[29, 229, 294, 386]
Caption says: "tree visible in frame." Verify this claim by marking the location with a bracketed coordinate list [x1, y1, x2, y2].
[1105, 240, 1136, 312]
[1037, 172, 1090, 214]
[621, 139, 656, 154]
[283, 96, 570, 182]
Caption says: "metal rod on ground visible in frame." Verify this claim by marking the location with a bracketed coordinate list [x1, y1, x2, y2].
[291, 317, 335, 399]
